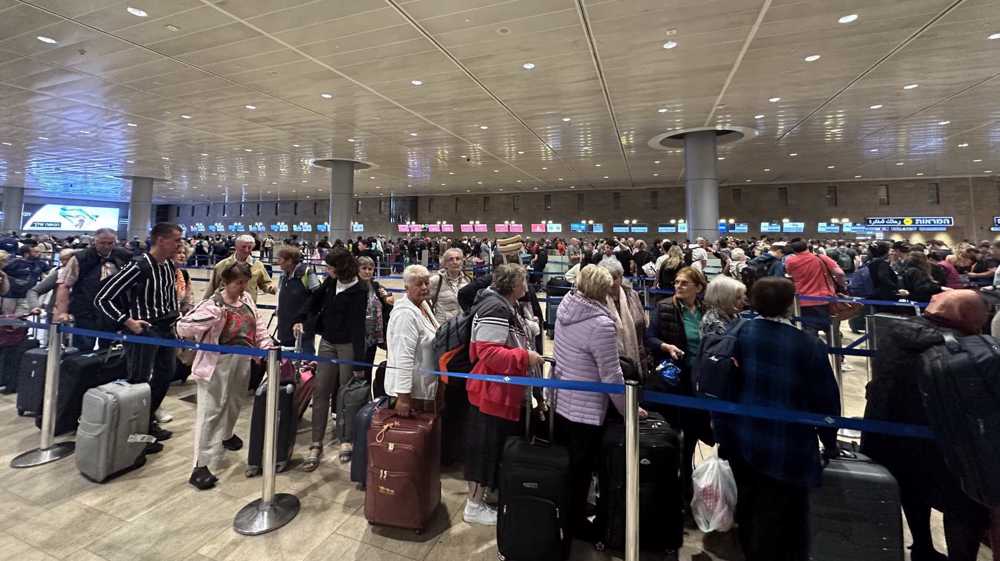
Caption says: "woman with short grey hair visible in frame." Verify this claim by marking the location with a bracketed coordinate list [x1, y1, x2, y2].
[598, 259, 648, 376]
[700, 275, 747, 338]
[385, 264, 440, 416]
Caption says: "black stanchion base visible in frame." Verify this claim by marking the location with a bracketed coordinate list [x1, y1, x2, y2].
[233, 493, 300, 536]
[10, 441, 76, 468]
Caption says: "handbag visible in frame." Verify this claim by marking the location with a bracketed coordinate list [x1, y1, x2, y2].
[817, 255, 864, 322]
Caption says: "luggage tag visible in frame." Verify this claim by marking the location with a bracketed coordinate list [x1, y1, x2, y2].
[128, 434, 157, 444]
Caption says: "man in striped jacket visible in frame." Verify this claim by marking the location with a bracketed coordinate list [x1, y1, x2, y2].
[95, 222, 183, 447]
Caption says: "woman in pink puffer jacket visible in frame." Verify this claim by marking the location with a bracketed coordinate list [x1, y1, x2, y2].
[176, 262, 272, 490]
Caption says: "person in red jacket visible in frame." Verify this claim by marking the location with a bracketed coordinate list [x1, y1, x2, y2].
[462, 263, 544, 526]
[783, 238, 845, 337]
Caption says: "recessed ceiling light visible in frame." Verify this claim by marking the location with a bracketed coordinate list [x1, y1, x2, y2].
[517, 151, 524, 155]
[855, 175, 863, 178]
[79, 130, 90, 134]
[788, 153, 798, 157]
[903, 84, 919, 90]
[38, 136, 48, 140]
[594, 163, 602, 167]
[180, 114, 191, 119]
[804, 54, 821, 62]
[986, 170, 994, 174]
[763, 168, 771, 172]
[320, 93, 333, 99]
[652, 173, 659, 177]
[36, 36, 57, 44]
[541, 167, 548, 170]
[754, 114, 765, 119]
[126, 159, 134, 163]
[768, 97, 782, 103]
[493, 169, 499, 173]
[477, 181, 483, 185]
[558, 177, 564, 180]
[13, 171, 20, 174]
[161, 156, 169, 160]
[662, 41, 678, 49]
[973, 159, 983, 162]
[291, 144, 299, 148]
[522, 62, 535, 70]
[658, 108, 669, 113]
[126, 6, 148, 17]
[562, 117, 571, 122]
[347, 138, 355, 142]
[410, 80, 423, 86]
[603, 176, 609, 179]
[745, 179, 752, 182]
[958, 142, 969, 147]
[653, 160, 661, 164]
[1, 142, 11, 146]
[916, 172, 925, 176]
[869, 104, 883, 109]
[937, 120, 950, 125]
[717, 156, 725, 161]
[869, 148, 879, 152]
[164, 24, 180, 32]
[245, 104, 256, 110]
[827, 165, 836, 169]
[988, 32, 1000, 40]
[449, 171, 455, 175]
[838, 14, 859, 24]
[440, 183, 446, 186]
[409, 132, 418, 136]
[895, 162, 904, 166]
[479, 125, 489, 130]
[127, 122, 137, 127]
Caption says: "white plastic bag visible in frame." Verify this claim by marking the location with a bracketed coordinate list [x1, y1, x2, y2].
[690, 457, 738, 533]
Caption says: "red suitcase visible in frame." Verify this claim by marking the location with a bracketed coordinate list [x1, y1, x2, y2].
[364, 408, 441, 532]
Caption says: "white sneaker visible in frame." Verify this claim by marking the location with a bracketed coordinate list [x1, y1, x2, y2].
[463, 500, 498, 526]
[154, 409, 173, 424]
[841, 363, 855, 372]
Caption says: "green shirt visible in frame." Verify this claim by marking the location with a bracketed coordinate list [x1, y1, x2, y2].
[681, 306, 702, 370]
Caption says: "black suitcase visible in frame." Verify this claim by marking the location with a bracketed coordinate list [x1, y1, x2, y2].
[1, 338, 39, 395]
[544, 277, 571, 332]
[810, 442, 903, 561]
[920, 333, 1000, 507]
[596, 412, 683, 553]
[350, 395, 389, 488]
[33, 347, 119, 435]
[246, 382, 297, 474]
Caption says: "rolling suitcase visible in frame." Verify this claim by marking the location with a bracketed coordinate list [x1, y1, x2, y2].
[920, 333, 1000, 507]
[76, 381, 152, 482]
[596, 412, 683, 553]
[336, 374, 370, 443]
[22, 346, 118, 433]
[246, 381, 297, 474]
[497, 382, 572, 561]
[365, 408, 441, 531]
[350, 396, 390, 488]
[2, 338, 39, 396]
[809, 442, 903, 561]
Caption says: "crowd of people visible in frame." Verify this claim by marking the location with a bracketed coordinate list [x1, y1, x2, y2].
[0, 224, 997, 561]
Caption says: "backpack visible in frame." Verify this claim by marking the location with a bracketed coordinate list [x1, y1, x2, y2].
[830, 249, 854, 272]
[3, 259, 42, 299]
[0, 236, 18, 254]
[847, 263, 876, 298]
[740, 260, 769, 293]
[694, 319, 748, 401]
[433, 310, 475, 375]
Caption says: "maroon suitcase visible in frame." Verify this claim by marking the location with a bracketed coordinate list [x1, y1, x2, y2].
[365, 408, 441, 532]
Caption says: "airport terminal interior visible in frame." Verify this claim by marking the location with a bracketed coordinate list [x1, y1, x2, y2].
[1, 0, 1000, 560]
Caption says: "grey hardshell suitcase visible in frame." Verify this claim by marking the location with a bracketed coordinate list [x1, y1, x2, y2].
[76, 381, 153, 483]
[809, 442, 903, 561]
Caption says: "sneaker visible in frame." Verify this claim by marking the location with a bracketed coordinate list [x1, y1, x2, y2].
[463, 500, 498, 526]
[144, 442, 164, 455]
[189, 466, 217, 490]
[149, 424, 173, 442]
[222, 435, 243, 451]
[154, 409, 173, 424]
[841, 363, 855, 372]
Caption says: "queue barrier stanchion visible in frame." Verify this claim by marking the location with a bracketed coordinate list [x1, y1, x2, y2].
[792, 295, 802, 331]
[865, 313, 877, 383]
[234, 348, 300, 535]
[10, 322, 75, 468]
[623, 379, 640, 561]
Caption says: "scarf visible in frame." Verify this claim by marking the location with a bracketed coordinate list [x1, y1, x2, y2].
[606, 286, 641, 367]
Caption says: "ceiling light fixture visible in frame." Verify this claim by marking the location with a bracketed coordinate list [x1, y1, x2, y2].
[827, 165, 835, 169]
[754, 114, 765, 119]
[768, 97, 781, 102]
[522, 62, 535, 70]
[804, 54, 821, 62]
[244, 148, 253, 152]
[788, 153, 798, 157]
[937, 120, 950, 125]
[653, 160, 661, 164]
[479, 125, 489, 130]
[181, 114, 191, 119]
[870, 148, 879, 152]
[903, 83, 919, 90]
[855, 175, 863, 178]
[958, 142, 969, 147]
[347, 138, 355, 142]
[916, 172, 925, 176]
[662, 41, 678, 49]
[1, 142, 11, 146]
[717, 156, 726, 161]
[36, 36, 57, 44]
[37, 136, 48, 140]
[126, 159, 134, 163]
[895, 162, 904, 166]
[409, 132, 418, 136]
[126, 6, 148, 17]
[127, 122, 137, 127]
[658, 108, 668, 113]
[291, 144, 299, 148]
[165, 24, 180, 32]
[838, 14, 859, 24]
[869, 104, 883, 109]
[974, 159, 983, 162]
[763, 168, 771, 172]
[320, 93, 333, 99]
[561, 117, 571, 122]
[988, 32, 1000, 40]
[245, 104, 256, 110]
[410, 80, 423, 86]
[652, 173, 659, 177]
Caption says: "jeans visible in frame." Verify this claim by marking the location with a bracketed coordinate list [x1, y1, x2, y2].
[731, 457, 810, 561]
[312, 339, 355, 444]
[125, 321, 177, 424]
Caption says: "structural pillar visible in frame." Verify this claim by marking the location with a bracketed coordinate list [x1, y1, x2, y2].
[128, 177, 154, 240]
[2, 185, 24, 234]
[683, 131, 720, 241]
[313, 158, 371, 243]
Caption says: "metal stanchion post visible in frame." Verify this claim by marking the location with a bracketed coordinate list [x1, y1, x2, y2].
[234, 349, 300, 535]
[11, 323, 75, 468]
[865, 313, 877, 382]
[830, 318, 843, 389]
[624, 379, 640, 561]
[792, 295, 802, 330]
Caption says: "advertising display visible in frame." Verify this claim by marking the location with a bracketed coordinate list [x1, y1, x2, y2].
[817, 223, 840, 234]
[192, 223, 206, 233]
[494, 224, 509, 233]
[227, 223, 246, 232]
[22, 204, 120, 232]
[657, 223, 677, 233]
[441, 223, 454, 232]
[630, 223, 648, 234]
[546, 223, 563, 233]
[531, 223, 546, 233]
[612, 223, 630, 233]
[351, 223, 363, 232]
[460, 224, 474, 233]
[760, 222, 782, 234]
[732, 223, 749, 234]
[509, 223, 523, 233]
[570, 222, 587, 233]
[474, 223, 488, 233]
[591, 223, 605, 233]
[782, 222, 805, 233]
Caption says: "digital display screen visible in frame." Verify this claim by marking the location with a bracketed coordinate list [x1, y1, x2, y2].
[546, 223, 562, 233]
[630, 224, 648, 233]
[657, 223, 677, 233]
[351, 223, 363, 232]
[732, 223, 749, 233]
[397, 224, 408, 233]
[494, 224, 509, 233]
[591, 223, 605, 233]
[474, 224, 488, 233]
[570, 223, 587, 233]
[22, 204, 121, 232]
[509, 223, 523, 233]
[612, 223, 629, 233]
[817, 223, 840, 234]
[427, 224, 441, 233]
[782, 222, 805, 233]
[760, 222, 782, 233]
[441, 223, 454, 232]
[531, 223, 546, 233]
[460, 224, 474, 233]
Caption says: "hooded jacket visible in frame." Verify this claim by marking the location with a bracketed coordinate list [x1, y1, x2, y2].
[466, 288, 532, 422]
[552, 291, 626, 426]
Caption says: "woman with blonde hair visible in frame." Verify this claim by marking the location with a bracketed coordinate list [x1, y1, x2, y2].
[656, 244, 685, 291]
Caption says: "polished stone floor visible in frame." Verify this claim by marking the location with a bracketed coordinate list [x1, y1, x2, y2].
[0, 274, 988, 561]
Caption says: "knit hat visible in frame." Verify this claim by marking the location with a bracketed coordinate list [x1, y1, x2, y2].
[925, 289, 988, 336]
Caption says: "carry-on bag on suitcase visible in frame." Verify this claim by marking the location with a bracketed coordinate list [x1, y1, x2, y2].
[246, 359, 315, 477]
[809, 442, 903, 561]
[920, 333, 1000, 507]
[497, 363, 572, 561]
[76, 381, 153, 483]
[351, 396, 390, 488]
[595, 412, 683, 553]
[24, 345, 119, 434]
[336, 374, 370, 443]
[365, 408, 441, 532]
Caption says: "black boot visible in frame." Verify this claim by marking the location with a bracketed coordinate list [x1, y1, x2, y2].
[222, 434, 243, 451]
[189, 466, 217, 490]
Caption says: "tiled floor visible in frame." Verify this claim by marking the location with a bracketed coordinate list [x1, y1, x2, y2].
[0, 275, 989, 561]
